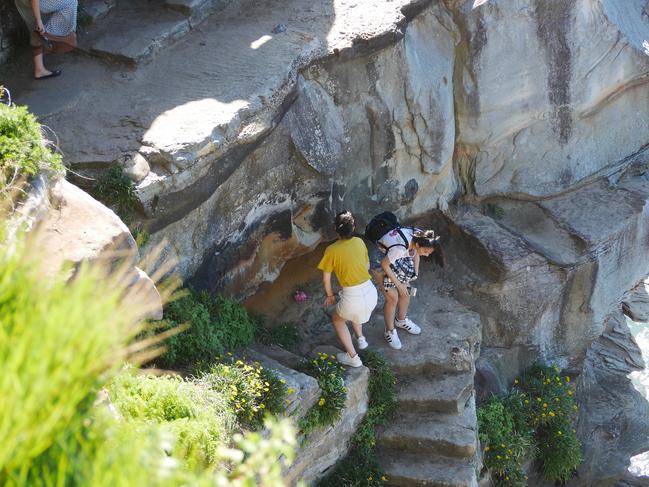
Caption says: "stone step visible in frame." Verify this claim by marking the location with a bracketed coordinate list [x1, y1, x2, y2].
[378, 395, 477, 459]
[396, 371, 474, 414]
[163, 0, 234, 23]
[79, 0, 193, 66]
[362, 315, 479, 376]
[378, 450, 478, 487]
[80, 0, 117, 25]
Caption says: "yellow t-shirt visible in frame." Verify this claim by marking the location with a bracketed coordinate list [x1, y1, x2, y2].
[317, 237, 370, 288]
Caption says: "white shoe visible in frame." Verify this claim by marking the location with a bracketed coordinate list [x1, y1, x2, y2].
[357, 335, 368, 350]
[337, 352, 363, 368]
[395, 317, 421, 335]
[384, 329, 402, 350]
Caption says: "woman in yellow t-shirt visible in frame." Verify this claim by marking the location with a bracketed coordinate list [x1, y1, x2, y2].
[318, 211, 378, 367]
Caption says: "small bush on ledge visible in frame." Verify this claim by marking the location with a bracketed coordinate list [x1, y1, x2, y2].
[156, 287, 256, 368]
[298, 353, 347, 436]
[0, 96, 63, 191]
[478, 364, 583, 486]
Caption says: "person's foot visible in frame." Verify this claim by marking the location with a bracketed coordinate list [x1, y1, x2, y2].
[337, 352, 362, 368]
[357, 335, 368, 350]
[384, 329, 402, 350]
[34, 69, 62, 80]
[395, 316, 421, 335]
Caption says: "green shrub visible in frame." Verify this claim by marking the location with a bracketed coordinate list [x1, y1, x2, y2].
[0, 102, 62, 189]
[256, 321, 300, 350]
[90, 165, 138, 223]
[158, 288, 256, 368]
[478, 395, 534, 486]
[106, 369, 235, 468]
[317, 351, 397, 487]
[298, 352, 347, 435]
[478, 364, 582, 486]
[516, 365, 582, 483]
[199, 357, 288, 431]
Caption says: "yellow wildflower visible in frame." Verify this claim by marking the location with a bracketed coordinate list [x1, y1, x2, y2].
[381, 476, 387, 481]
[549, 411, 555, 417]
[318, 398, 326, 406]
[287, 388, 296, 395]
[568, 390, 573, 396]
[566, 376, 570, 382]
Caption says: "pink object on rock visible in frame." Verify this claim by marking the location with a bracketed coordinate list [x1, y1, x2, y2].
[294, 290, 308, 302]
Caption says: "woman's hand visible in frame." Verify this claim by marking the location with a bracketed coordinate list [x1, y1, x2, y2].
[34, 17, 45, 35]
[396, 282, 409, 297]
[323, 295, 336, 307]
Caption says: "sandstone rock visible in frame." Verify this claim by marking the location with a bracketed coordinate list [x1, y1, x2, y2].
[623, 278, 649, 323]
[575, 311, 649, 486]
[454, 0, 649, 199]
[117, 151, 150, 184]
[246, 346, 320, 422]
[37, 178, 138, 276]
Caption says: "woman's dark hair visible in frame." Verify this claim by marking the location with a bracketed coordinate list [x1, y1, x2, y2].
[334, 210, 355, 239]
[412, 229, 445, 268]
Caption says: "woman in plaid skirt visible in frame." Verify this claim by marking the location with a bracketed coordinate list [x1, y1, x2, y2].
[378, 229, 440, 350]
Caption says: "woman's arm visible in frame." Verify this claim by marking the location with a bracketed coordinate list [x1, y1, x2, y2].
[322, 272, 336, 307]
[413, 252, 420, 276]
[31, 0, 44, 33]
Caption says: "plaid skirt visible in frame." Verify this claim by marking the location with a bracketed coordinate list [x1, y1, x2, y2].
[383, 257, 416, 289]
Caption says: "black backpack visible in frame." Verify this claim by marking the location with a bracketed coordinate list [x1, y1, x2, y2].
[365, 211, 409, 251]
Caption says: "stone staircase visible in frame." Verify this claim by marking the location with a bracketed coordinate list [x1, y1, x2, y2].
[77, 0, 236, 66]
[361, 266, 482, 487]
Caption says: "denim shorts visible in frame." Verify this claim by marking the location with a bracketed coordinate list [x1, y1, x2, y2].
[367, 241, 385, 271]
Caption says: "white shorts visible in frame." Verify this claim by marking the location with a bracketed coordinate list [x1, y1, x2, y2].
[335, 280, 378, 324]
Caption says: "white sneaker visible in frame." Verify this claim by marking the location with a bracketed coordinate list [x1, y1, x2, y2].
[337, 352, 363, 368]
[357, 335, 368, 350]
[395, 317, 421, 335]
[384, 329, 402, 350]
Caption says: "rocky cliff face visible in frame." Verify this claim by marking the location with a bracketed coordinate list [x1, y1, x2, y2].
[8, 0, 649, 484]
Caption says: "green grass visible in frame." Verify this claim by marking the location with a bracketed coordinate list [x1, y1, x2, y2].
[107, 369, 235, 469]
[0, 101, 63, 190]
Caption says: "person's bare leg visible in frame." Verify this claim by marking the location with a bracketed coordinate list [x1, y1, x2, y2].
[383, 288, 398, 332]
[332, 312, 357, 357]
[396, 292, 411, 321]
[32, 49, 52, 78]
[351, 320, 363, 339]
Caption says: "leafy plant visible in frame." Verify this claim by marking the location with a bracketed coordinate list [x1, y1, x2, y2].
[487, 202, 505, 220]
[317, 350, 397, 487]
[0, 102, 62, 190]
[478, 395, 534, 486]
[157, 288, 256, 368]
[90, 165, 138, 223]
[106, 369, 234, 469]
[199, 357, 287, 431]
[298, 352, 347, 436]
[478, 364, 582, 486]
[256, 321, 300, 350]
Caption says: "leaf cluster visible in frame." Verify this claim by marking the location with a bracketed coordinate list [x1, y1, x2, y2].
[158, 288, 256, 368]
[478, 364, 583, 486]
[89, 165, 138, 223]
[298, 352, 347, 436]
[199, 357, 287, 431]
[0, 103, 62, 189]
[317, 350, 397, 487]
